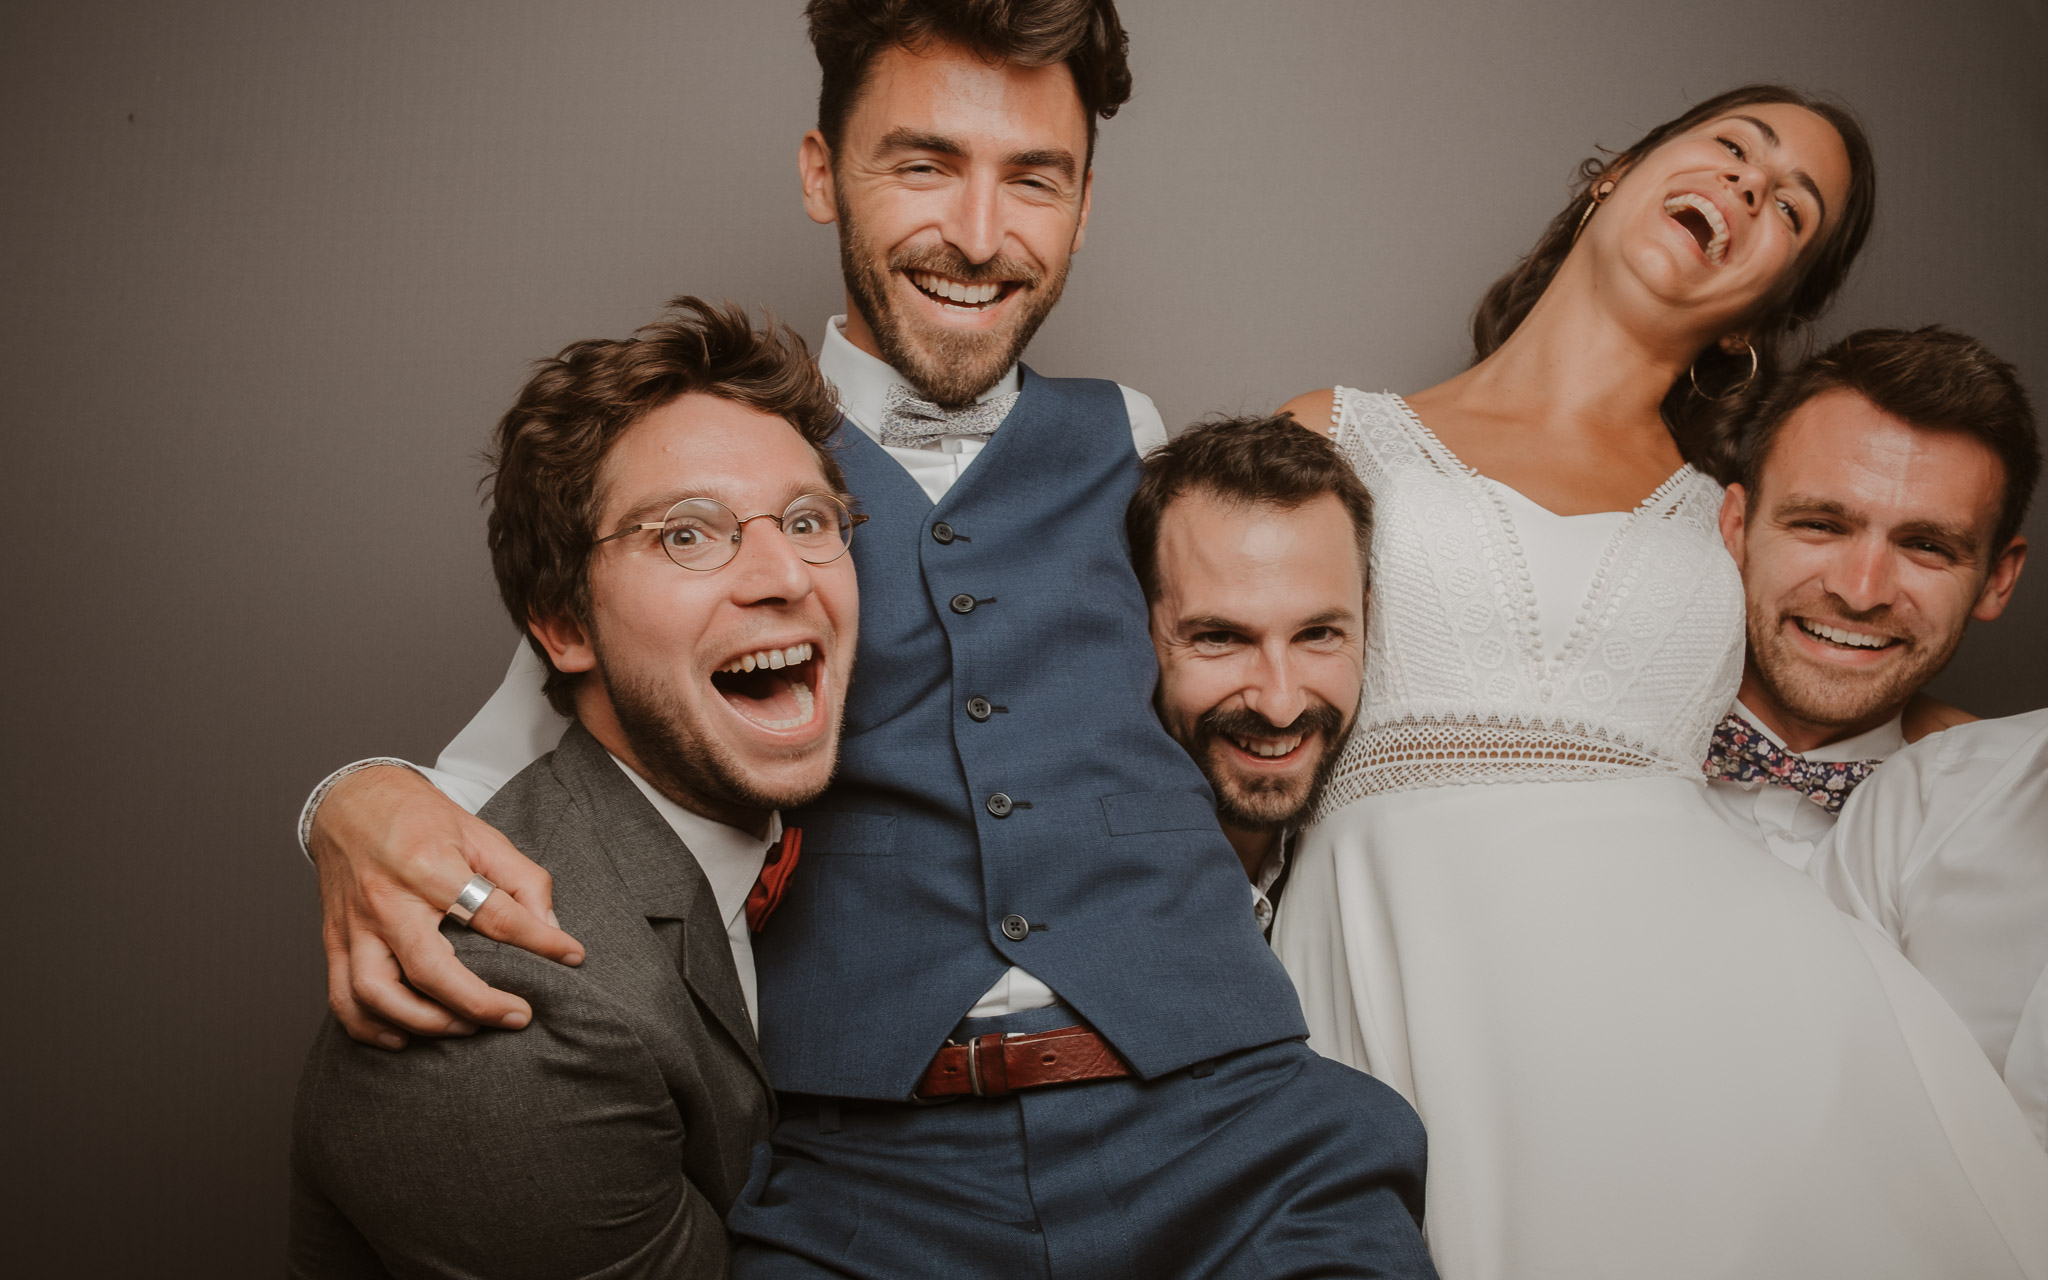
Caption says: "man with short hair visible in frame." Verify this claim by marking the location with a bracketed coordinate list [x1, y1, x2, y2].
[290, 297, 858, 1274]
[1127, 414, 1373, 932]
[1706, 325, 2036, 869]
[296, 3, 1436, 1275]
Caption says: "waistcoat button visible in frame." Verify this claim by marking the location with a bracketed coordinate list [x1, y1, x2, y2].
[931, 522, 956, 545]
[986, 792, 1014, 818]
[949, 593, 977, 615]
[1000, 913, 1030, 941]
[966, 696, 993, 722]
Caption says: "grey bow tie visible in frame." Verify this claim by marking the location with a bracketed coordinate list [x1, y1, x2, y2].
[878, 383, 1020, 448]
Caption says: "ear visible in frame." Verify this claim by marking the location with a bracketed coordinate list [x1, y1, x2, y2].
[1718, 482, 1751, 565]
[799, 130, 838, 227]
[1970, 534, 2028, 622]
[1070, 167, 1094, 254]
[529, 611, 597, 677]
[1718, 331, 1752, 355]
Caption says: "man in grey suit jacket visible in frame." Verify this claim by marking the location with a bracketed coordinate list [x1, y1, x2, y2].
[289, 297, 862, 1277]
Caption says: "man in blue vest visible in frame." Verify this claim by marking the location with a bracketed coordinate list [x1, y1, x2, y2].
[298, 3, 1434, 1274]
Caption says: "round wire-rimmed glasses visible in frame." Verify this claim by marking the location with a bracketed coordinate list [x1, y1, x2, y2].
[593, 493, 867, 572]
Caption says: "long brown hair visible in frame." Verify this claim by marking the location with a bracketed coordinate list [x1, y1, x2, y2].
[1471, 85, 1877, 482]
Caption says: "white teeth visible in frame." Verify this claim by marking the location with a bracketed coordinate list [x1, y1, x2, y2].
[756, 682, 817, 731]
[718, 642, 815, 674]
[1232, 734, 1303, 758]
[1664, 193, 1730, 264]
[1798, 619, 1891, 650]
[911, 272, 1002, 306]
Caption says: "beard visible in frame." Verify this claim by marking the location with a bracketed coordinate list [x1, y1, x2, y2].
[600, 653, 835, 819]
[1187, 701, 1353, 832]
[1745, 591, 1962, 731]
[838, 191, 1068, 408]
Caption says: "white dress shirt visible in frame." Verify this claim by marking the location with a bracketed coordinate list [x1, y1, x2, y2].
[304, 315, 1169, 1024]
[1702, 698, 1904, 870]
[1814, 707, 2048, 1149]
[610, 756, 775, 1032]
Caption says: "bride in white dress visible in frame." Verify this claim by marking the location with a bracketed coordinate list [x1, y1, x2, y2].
[1276, 86, 2048, 1278]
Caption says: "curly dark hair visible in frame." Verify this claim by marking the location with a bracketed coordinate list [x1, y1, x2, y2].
[486, 296, 846, 716]
[806, 0, 1132, 167]
[1470, 85, 1877, 483]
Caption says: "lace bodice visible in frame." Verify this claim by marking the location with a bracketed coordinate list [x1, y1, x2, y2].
[1315, 389, 1744, 812]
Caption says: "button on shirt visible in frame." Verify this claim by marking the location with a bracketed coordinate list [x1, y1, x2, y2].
[612, 756, 776, 1033]
[1813, 708, 2048, 1149]
[1702, 699, 1904, 871]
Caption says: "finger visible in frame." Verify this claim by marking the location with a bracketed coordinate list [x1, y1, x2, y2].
[467, 886, 585, 968]
[460, 816, 556, 920]
[349, 928, 483, 1038]
[324, 936, 411, 1051]
[389, 920, 535, 1031]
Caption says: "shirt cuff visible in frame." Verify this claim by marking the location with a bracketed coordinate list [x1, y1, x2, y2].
[296, 758, 427, 860]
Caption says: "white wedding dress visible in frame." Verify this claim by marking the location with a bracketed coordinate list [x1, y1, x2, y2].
[1272, 390, 2048, 1280]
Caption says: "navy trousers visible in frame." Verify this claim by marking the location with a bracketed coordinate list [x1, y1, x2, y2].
[728, 1004, 1436, 1279]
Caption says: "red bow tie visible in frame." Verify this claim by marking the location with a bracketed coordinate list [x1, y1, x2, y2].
[746, 827, 802, 933]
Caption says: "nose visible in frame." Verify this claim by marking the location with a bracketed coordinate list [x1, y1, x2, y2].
[1241, 641, 1310, 729]
[1822, 535, 1898, 614]
[1720, 158, 1763, 213]
[944, 169, 1004, 266]
[726, 514, 816, 606]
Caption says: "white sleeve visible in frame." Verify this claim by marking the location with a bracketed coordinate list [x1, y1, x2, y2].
[1119, 385, 1169, 456]
[295, 643, 570, 856]
[1811, 749, 1930, 945]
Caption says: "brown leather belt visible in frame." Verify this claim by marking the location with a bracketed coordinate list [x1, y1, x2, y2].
[913, 1027, 1132, 1099]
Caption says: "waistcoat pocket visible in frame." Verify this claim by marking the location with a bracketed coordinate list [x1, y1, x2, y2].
[1098, 790, 1219, 836]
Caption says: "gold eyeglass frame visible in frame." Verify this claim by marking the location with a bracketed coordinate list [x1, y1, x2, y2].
[593, 493, 868, 571]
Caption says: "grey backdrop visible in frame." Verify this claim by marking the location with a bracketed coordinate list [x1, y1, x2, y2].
[3, 1, 2043, 1272]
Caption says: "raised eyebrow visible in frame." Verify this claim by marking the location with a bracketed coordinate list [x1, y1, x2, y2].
[875, 127, 967, 159]
[1004, 147, 1078, 180]
[1729, 114, 1828, 227]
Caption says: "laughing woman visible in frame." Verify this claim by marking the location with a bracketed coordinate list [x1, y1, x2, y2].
[1275, 85, 2048, 1278]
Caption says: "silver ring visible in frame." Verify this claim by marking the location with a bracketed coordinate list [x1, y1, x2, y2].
[445, 874, 496, 925]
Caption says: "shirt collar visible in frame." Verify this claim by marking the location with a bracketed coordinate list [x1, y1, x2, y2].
[609, 754, 777, 934]
[1732, 698, 1905, 764]
[817, 314, 1022, 440]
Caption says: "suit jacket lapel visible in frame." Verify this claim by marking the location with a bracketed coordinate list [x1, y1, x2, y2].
[546, 725, 770, 1090]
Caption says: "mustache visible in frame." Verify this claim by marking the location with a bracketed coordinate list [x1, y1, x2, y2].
[1194, 701, 1347, 746]
[890, 242, 1042, 288]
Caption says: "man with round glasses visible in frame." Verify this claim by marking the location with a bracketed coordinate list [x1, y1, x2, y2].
[291, 297, 860, 1272]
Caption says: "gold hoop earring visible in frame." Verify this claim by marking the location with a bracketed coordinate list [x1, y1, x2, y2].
[1688, 341, 1760, 401]
[1572, 180, 1616, 244]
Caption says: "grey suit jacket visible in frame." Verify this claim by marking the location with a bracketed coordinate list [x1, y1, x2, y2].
[289, 723, 775, 1278]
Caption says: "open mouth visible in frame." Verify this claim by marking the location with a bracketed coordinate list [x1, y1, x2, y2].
[908, 270, 1015, 314]
[1663, 193, 1729, 265]
[1224, 730, 1308, 764]
[1794, 617, 1901, 653]
[711, 642, 822, 731]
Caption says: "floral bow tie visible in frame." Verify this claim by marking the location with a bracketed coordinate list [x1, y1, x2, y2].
[1701, 714, 1881, 815]
[877, 383, 1021, 448]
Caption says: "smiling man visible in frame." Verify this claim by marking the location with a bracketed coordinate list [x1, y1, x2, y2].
[290, 298, 857, 1275]
[1706, 326, 2036, 869]
[293, 2, 1435, 1277]
[1128, 415, 1373, 934]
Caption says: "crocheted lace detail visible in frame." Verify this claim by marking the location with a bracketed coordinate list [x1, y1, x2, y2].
[1315, 389, 1744, 814]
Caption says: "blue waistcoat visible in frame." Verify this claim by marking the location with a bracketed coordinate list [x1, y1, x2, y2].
[757, 369, 1308, 1099]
